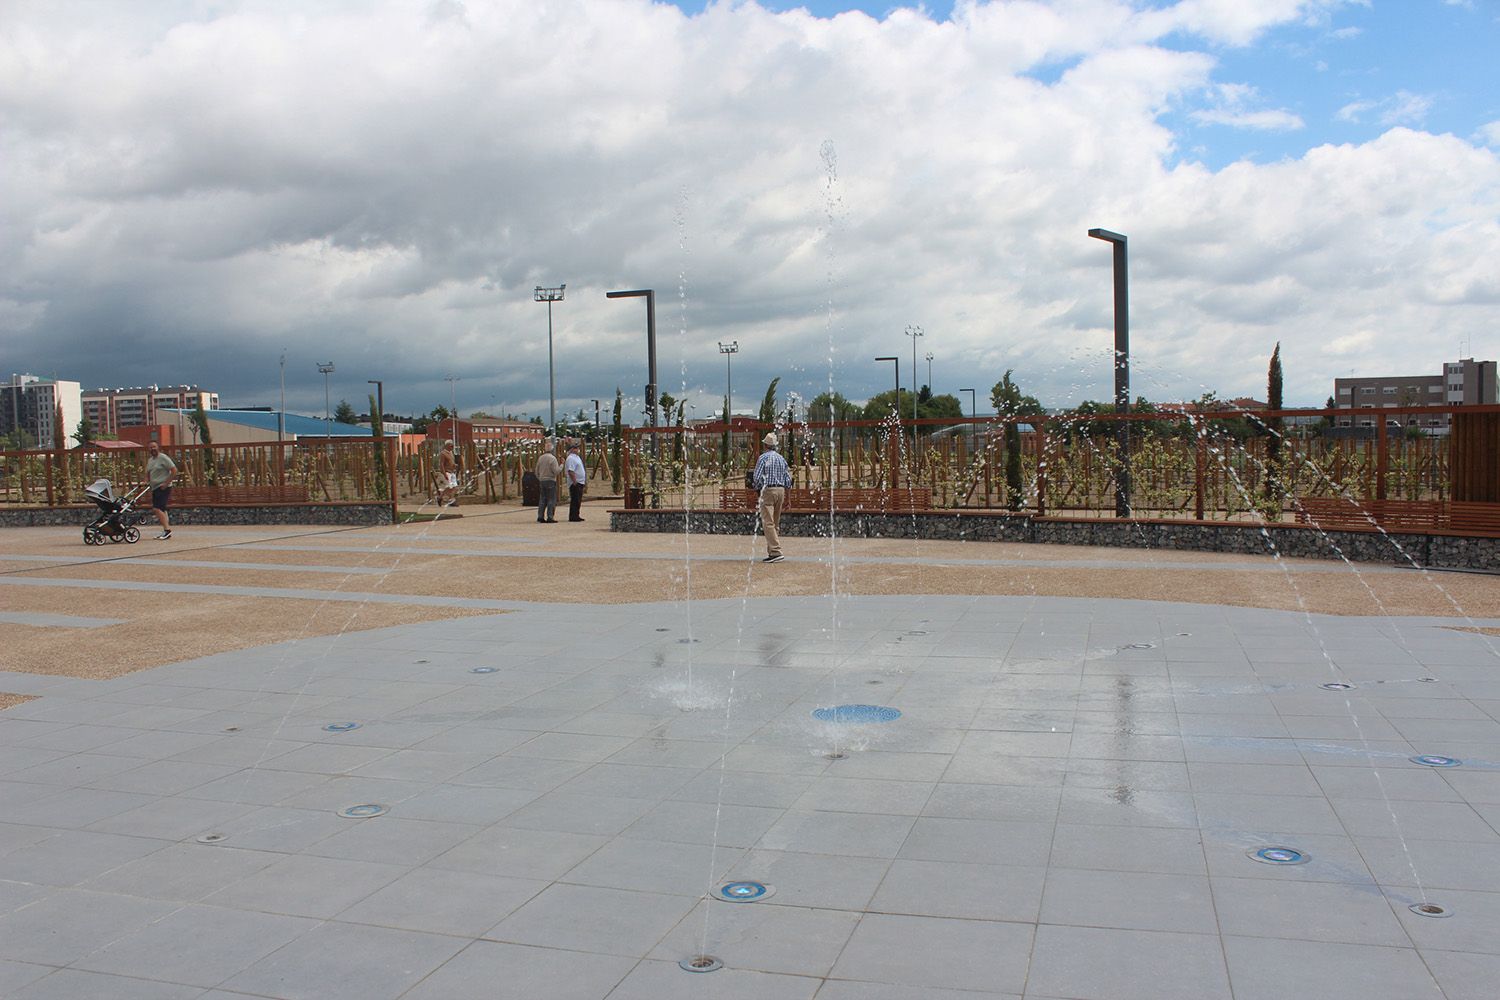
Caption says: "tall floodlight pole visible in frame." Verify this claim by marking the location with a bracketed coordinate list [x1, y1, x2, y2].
[718, 341, 738, 417]
[904, 326, 924, 427]
[278, 353, 286, 444]
[444, 375, 460, 441]
[317, 361, 335, 438]
[1088, 228, 1131, 518]
[961, 387, 976, 449]
[925, 352, 934, 392]
[606, 289, 658, 507]
[534, 284, 566, 432]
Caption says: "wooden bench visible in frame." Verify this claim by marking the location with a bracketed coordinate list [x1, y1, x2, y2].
[1448, 501, 1500, 536]
[1295, 497, 1446, 532]
[717, 486, 933, 513]
[168, 485, 312, 506]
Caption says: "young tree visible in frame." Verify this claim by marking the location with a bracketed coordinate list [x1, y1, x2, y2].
[991, 371, 1042, 510]
[720, 394, 731, 473]
[369, 393, 387, 499]
[1265, 342, 1284, 507]
[611, 388, 623, 493]
[758, 378, 781, 426]
[190, 398, 216, 483]
[334, 399, 358, 425]
[75, 415, 97, 448]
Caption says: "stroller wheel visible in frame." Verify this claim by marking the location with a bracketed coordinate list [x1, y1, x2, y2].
[124, 526, 141, 543]
[83, 527, 100, 545]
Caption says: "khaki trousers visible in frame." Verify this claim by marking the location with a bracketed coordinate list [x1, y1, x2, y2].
[759, 486, 785, 557]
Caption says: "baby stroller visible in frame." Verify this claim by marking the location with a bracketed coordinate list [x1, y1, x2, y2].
[83, 479, 147, 545]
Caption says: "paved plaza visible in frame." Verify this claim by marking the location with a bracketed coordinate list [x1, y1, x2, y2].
[2, 512, 1500, 998]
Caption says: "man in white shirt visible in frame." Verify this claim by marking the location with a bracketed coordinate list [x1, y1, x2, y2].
[564, 442, 587, 522]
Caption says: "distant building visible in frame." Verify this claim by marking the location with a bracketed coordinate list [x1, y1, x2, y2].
[434, 417, 546, 449]
[2, 373, 83, 448]
[1333, 358, 1496, 433]
[157, 408, 373, 444]
[82, 384, 218, 437]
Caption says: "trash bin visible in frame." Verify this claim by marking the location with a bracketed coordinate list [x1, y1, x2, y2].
[521, 471, 539, 507]
[626, 487, 645, 509]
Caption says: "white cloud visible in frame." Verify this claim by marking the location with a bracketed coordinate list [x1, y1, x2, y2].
[0, 0, 1495, 419]
[1190, 83, 1304, 131]
[1476, 120, 1500, 147]
[1337, 90, 1434, 127]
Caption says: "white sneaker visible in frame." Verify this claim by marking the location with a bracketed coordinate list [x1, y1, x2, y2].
[156, 530, 171, 540]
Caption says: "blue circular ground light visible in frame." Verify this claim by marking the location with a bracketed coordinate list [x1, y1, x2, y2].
[1320, 682, 1354, 691]
[338, 804, 388, 818]
[470, 666, 497, 674]
[1411, 754, 1461, 768]
[324, 722, 361, 732]
[717, 881, 773, 902]
[812, 704, 902, 724]
[1249, 846, 1309, 865]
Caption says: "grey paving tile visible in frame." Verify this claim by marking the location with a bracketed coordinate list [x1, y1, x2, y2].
[816, 983, 1018, 1000]
[488, 882, 696, 957]
[830, 912, 1033, 993]
[563, 837, 742, 895]
[1212, 876, 1411, 946]
[84, 795, 257, 840]
[621, 799, 785, 848]
[1027, 923, 1232, 1000]
[607, 957, 822, 999]
[1, 787, 159, 828]
[9, 968, 204, 1000]
[338, 867, 546, 936]
[206, 853, 405, 918]
[1422, 950, 1500, 1000]
[723, 849, 892, 911]
[83, 842, 279, 901]
[760, 810, 915, 859]
[0, 960, 52, 997]
[428, 824, 608, 879]
[897, 816, 1052, 866]
[1040, 868, 1217, 933]
[502, 791, 655, 836]
[869, 859, 1045, 922]
[652, 898, 859, 976]
[392, 782, 539, 824]
[1222, 935, 1443, 1000]
[303, 815, 480, 865]
[221, 920, 466, 1000]
[0, 830, 168, 887]
[0, 888, 178, 966]
[398, 940, 634, 1000]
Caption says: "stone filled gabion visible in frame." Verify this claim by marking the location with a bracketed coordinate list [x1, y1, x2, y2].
[608, 509, 1500, 571]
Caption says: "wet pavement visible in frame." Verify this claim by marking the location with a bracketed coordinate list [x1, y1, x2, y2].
[2, 591, 1499, 998]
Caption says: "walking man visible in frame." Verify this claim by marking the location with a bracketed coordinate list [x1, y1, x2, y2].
[565, 441, 587, 522]
[535, 440, 559, 523]
[145, 440, 177, 540]
[753, 431, 791, 563]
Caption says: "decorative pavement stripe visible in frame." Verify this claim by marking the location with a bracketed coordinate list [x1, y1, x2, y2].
[2, 554, 390, 575]
[239, 543, 1407, 573]
[0, 611, 128, 628]
[0, 576, 528, 610]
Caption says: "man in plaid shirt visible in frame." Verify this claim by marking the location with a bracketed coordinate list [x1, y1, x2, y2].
[752, 432, 792, 563]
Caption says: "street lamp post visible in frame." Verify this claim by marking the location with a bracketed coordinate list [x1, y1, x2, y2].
[925, 352, 934, 393]
[606, 289, 658, 507]
[592, 399, 601, 437]
[278, 353, 286, 444]
[444, 375, 460, 442]
[367, 380, 383, 432]
[960, 387, 976, 449]
[718, 341, 738, 418]
[534, 284, 566, 432]
[317, 361, 335, 438]
[1088, 228, 1131, 517]
[904, 325, 924, 427]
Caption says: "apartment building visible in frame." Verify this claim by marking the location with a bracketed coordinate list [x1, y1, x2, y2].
[1332, 358, 1496, 433]
[82, 384, 219, 436]
[2, 373, 83, 448]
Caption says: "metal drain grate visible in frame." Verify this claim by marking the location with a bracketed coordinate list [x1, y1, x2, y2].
[1320, 682, 1355, 691]
[812, 704, 901, 724]
[679, 955, 723, 973]
[1409, 903, 1452, 918]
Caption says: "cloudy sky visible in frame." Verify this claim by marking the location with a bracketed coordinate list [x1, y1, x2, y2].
[3, 0, 1497, 424]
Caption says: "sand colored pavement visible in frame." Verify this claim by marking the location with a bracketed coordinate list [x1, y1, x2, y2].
[5, 502, 1500, 682]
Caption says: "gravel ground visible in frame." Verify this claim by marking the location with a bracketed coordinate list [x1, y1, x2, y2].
[4, 508, 1499, 684]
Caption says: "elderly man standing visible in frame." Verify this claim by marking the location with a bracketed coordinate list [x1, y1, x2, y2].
[535, 440, 560, 523]
[564, 441, 587, 522]
[752, 431, 791, 563]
